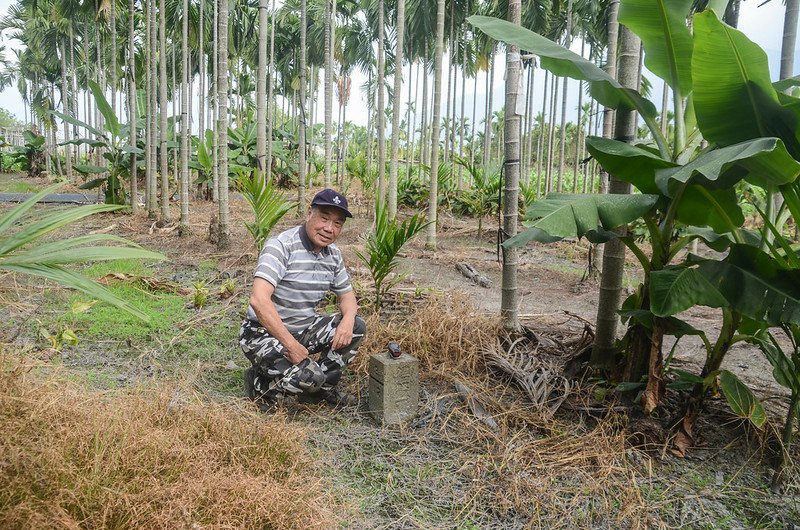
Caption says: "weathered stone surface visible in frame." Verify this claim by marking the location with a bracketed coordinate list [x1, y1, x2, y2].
[368, 352, 419, 425]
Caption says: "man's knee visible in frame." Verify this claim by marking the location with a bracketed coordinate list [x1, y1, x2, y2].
[353, 315, 367, 337]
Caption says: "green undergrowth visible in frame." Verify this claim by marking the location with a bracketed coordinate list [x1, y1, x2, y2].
[0, 173, 41, 193]
[34, 258, 244, 396]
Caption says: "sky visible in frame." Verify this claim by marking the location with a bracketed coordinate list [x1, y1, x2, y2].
[0, 0, 793, 136]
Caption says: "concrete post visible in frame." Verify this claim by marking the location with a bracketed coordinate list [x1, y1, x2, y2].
[368, 351, 419, 425]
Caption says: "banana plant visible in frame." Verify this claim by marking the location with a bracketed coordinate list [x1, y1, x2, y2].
[8, 129, 45, 177]
[0, 183, 165, 321]
[52, 80, 143, 205]
[471, 4, 800, 422]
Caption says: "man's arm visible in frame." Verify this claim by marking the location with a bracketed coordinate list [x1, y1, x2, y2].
[331, 290, 358, 351]
[249, 277, 309, 364]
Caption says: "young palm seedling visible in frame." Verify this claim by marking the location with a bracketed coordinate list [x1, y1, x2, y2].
[235, 169, 296, 252]
[355, 201, 428, 312]
[0, 183, 165, 320]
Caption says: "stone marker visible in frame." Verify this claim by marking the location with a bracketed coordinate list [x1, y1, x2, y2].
[368, 350, 419, 425]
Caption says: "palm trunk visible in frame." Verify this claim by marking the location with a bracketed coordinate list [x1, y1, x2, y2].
[546, 76, 558, 193]
[199, 0, 205, 143]
[159, 0, 170, 222]
[388, 0, 405, 217]
[129, 0, 138, 213]
[58, 39, 72, 181]
[419, 60, 428, 170]
[443, 0, 454, 163]
[257, 0, 268, 176]
[483, 50, 495, 169]
[573, 38, 585, 193]
[404, 51, 416, 187]
[502, 0, 522, 332]
[376, 0, 386, 203]
[110, 0, 117, 115]
[591, 24, 640, 370]
[179, 0, 190, 233]
[212, 0, 220, 197]
[70, 26, 78, 163]
[217, 0, 230, 249]
[457, 27, 466, 188]
[470, 67, 477, 167]
[324, 0, 334, 187]
[298, 0, 308, 215]
[591, 0, 621, 281]
[526, 65, 536, 185]
[536, 71, 548, 197]
[426, 0, 445, 249]
[781, 0, 798, 81]
[266, 0, 276, 182]
[148, 0, 159, 218]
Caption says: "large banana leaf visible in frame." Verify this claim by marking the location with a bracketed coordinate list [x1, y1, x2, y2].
[586, 137, 677, 195]
[504, 193, 659, 247]
[719, 369, 767, 428]
[468, 15, 657, 120]
[757, 335, 799, 393]
[692, 11, 800, 155]
[649, 265, 729, 316]
[655, 137, 800, 196]
[675, 185, 743, 233]
[51, 110, 104, 139]
[695, 246, 800, 326]
[619, 0, 693, 94]
[89, 80, 120, 138]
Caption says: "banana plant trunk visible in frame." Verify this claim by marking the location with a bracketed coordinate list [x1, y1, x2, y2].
[590, 24, 640, 370]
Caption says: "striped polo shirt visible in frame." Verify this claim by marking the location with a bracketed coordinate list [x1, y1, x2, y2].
[247, 224, 352, 333]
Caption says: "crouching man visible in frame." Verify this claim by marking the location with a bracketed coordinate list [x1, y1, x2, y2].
[240, 188, 366, 408]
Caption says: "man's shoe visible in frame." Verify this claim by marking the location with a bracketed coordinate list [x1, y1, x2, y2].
[243, 367, 258, 399]
[244, 367, 280, 412]
[297, 387, 357, 408]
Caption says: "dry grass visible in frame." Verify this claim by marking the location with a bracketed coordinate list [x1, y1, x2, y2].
[354, 293, 501, 375]
[340, 295, 656, 527]
[0, 355, 336, 530]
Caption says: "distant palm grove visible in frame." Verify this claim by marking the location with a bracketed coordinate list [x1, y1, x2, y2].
[0, 0, 638, 242]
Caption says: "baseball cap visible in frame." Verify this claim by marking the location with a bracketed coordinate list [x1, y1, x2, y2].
[311, 188, 353, 218]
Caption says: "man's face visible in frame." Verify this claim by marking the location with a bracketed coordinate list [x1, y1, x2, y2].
[305, 206, 346, 250]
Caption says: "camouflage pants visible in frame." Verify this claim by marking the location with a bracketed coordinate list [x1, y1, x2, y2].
[239, 314, 366, 400]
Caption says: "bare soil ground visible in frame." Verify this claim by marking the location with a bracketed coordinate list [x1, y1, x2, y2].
[1, 173, 799, 528]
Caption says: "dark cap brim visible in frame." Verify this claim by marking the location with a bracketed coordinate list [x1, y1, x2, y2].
[311, 201, 353, 218]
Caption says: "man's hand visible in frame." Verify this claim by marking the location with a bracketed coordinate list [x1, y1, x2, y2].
[283, 338, 310, 365]
[331, 315, 355, 351]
